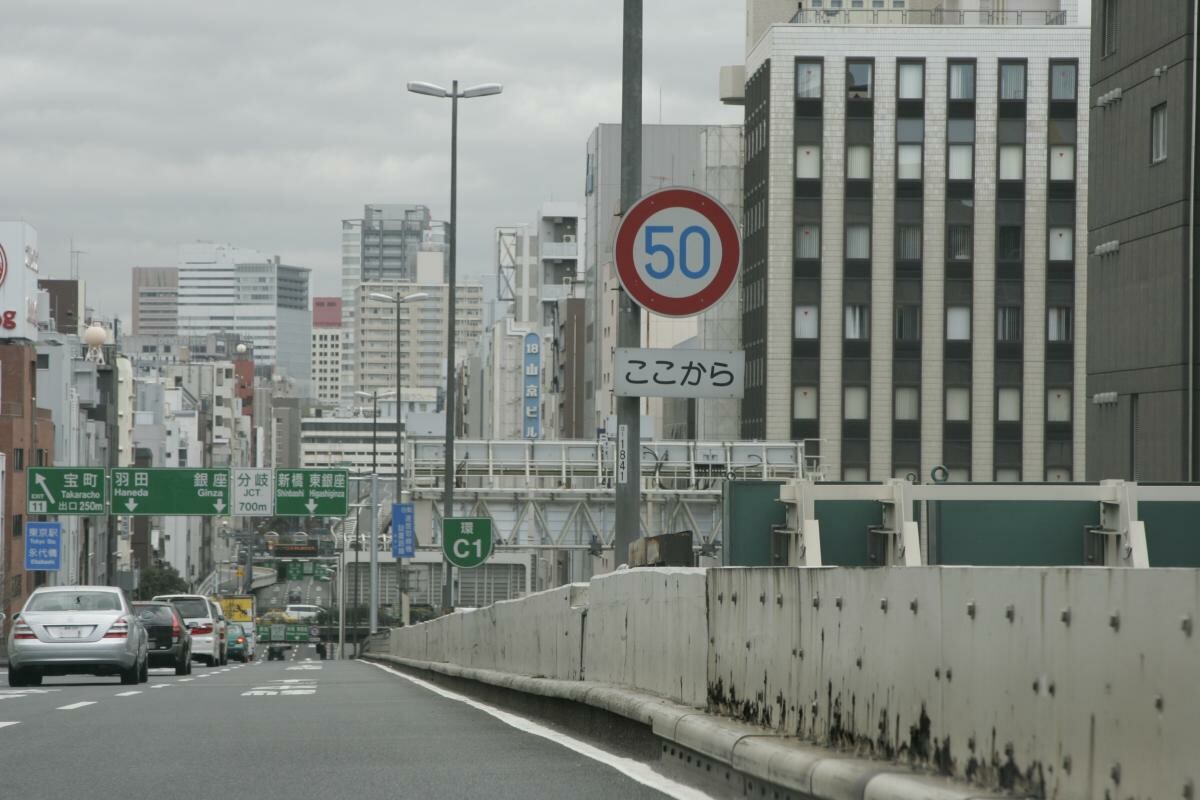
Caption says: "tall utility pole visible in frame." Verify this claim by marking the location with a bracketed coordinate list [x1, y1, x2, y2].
[613, 0, 643, 566]
[395, 294, 406, 624]
[442, 80, 460, 612]
[369, 392, 380, 633]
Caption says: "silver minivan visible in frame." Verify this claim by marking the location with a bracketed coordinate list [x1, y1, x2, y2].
[6, 586, 149, 687]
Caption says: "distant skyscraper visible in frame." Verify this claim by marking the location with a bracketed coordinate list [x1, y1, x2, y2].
[131, 267, 178, 336]
[175, 243, 311, 393]
[311, 297, 344, 409]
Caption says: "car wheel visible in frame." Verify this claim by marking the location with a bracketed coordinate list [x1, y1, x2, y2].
[175, 659, 189, 676]
[139, 659, 149, 683]
[7, 669, 24, 688]
[27, 672, 42, 686]
[119, 664, 138, 685]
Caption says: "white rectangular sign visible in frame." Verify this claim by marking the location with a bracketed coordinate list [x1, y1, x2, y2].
[232, 468, 274, 517]
[616, 424, 628, 486]
[0, 221, 41, 342]
[615, 348, 745, 399]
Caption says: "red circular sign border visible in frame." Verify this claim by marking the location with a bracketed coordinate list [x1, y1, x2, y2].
[613, 187, 741, 317]
[0, 243, 7, 289]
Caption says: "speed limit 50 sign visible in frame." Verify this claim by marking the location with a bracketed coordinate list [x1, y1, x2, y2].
[613, 187, 741, 317]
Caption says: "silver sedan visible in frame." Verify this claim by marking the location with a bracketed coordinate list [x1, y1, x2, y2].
[6, 586, 149, 687]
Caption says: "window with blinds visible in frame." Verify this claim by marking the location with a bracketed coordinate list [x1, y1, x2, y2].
[795, 224, 821, 259]
[895, 305, 921, 341]
[898, 62, 924, 100]
[793, 305, 819, 339]
[1047, 388, 1072, 422]
[949, 62, 975, 100]
[793, 386, 818, 419]
[1048, 227, 1074, 261]
[845, 225, 871, 260]
[996, 306, 1022, 342]
[897, 144, 923, 180]
[1050, 63, 1076, 101]
[1047, 307, 1073, 342]
[847, 145, 872, 180]
[894, 387, 919, 420]
[948, 145, 974, 180]
[948, 225, 973, 261]
[796, 61, 822, 98]
[1050, 145, 1075, 180]
[844, 305, 870, 339]
[999, 63, 1026, 100]
[896, 225, 922, 260]
[796, 145, 822, 179]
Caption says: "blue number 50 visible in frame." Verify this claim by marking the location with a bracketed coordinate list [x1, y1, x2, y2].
[643, 224, 712, 280]
[644, 226, 674, 279]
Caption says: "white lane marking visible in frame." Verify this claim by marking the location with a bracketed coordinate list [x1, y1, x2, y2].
[151, 684, 170, 689]
[177, 678, 194, 683]
[367, 662, 716, 800]
[114, 691, 142, 697]
[0, 721, 19, 729]
[56, 701, 96, 711]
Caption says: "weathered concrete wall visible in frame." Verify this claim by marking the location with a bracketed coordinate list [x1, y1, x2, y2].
[386, 566, 1200, 799]
[707, 567, 1200, 799]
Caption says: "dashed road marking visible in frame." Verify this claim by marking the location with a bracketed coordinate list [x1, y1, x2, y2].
[0, 722, 19, 730]
[57, 702, 96, 711]
[114, 691, 142, 697]
[177, 678, 194, 683]
[151, 684, 170, 689]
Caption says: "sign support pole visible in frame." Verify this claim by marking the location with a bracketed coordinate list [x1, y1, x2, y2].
[369, 472, 379, 633]
[614, 0, 642, 567]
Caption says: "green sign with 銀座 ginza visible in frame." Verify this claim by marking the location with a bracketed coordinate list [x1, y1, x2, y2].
[26, 468, 107, 515]
[109, 468, 231, 516]
[274, 469, 349, 517]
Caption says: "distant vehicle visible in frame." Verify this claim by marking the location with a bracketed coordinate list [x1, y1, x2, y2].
[285, 604, 322, 621]
[218, 595, 256, 658]
[7, 586, 149, 687]
[287, 589, 303, 604]
[225, 623, 249, 662]
[154, 594, 224, 667]
[209, 598, 229, 666]
[132, 601, 191, 675]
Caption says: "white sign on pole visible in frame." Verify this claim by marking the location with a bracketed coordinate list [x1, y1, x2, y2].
[616, 424, 629, 486]
[232, 468, 274, 517]
[615, 348, 745, 399]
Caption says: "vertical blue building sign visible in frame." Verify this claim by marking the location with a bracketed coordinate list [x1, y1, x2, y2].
[523, 332, 541, 439]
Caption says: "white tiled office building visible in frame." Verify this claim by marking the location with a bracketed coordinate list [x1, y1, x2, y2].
[740, 7, 1088, 481]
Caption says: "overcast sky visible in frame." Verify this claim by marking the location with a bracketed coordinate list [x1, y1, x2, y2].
[0, 1, 744, 319]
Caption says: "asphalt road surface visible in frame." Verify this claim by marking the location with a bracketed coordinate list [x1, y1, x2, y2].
[0, 645, 702, 800]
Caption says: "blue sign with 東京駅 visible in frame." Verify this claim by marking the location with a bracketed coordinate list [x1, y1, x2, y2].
[523, 332, 541, 439]
[25, 521, 62, 572]
[392, 503, 415, 559]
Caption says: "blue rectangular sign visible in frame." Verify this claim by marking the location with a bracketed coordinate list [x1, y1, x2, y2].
[522, 332, 541, 440]
[25, 521, 62, 572]
[392, 503, 415, 559]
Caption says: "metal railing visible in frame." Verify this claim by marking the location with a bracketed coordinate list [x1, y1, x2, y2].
[789, 8, 1067, 26]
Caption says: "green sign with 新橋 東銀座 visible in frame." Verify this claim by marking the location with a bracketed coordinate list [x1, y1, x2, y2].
[109, 468, 231, 516]
[26, 468, 106, 515]
[274, 469, 349, 517]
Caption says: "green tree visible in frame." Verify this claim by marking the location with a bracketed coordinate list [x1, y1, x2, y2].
[135, 565, 189, 600]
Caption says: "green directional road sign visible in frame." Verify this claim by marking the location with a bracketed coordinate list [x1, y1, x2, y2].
[274, 469, 349, 517]
[110, 468, 231, 516]
[26, 468, 106, 515]
[286, 561, 303, 581]
[442, 517, 493, 569]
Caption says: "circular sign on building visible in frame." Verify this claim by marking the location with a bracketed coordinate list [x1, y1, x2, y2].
[0, 243, 7, 289]
[613, 187, 741, 318]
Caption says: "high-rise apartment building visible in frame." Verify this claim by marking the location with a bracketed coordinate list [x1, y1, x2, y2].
[736, 2, 1087, 481]
[311, 297, 345, 409]
[353, 281, 485, 397]
[131, 267, 178, 336]
[584, 124, 744, 439]
[175, 243, 311, 394]
[1086, 0, 1198, 481]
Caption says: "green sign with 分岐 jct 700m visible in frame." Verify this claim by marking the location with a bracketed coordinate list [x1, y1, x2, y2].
[26, 468, 107, 515]
[109, 468, 231, 516]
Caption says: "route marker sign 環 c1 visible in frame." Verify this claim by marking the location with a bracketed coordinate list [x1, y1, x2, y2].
[613, 187, 741, 318]
[442, 517, 493, 569]
[26, 467, 106, 515]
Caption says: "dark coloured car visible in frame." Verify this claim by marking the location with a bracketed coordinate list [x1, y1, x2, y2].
[132, 601, 192, 675]
[226, 623, 249, 662]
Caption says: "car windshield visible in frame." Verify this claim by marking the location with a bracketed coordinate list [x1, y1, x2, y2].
[227, 624, 244, 636]
[168, 598, 211, 619]
[26, 591, 121, 612]
[133, 605, 176, 625]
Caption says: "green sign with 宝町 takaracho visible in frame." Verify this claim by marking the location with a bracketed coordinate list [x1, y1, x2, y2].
[109, 468, 230, 516]
[274, 469, 349, 516]
[26, 468, 107, 515]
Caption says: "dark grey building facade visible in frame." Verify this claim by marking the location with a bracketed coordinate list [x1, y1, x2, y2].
[1087, 0, 1199, 481]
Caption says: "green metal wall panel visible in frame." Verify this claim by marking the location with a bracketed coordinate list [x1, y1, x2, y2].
[723, 480, 786, 566]
[932, 501, 1095, 565]
[1139, 502, 1200, 567]
[812, 500, 877, 566]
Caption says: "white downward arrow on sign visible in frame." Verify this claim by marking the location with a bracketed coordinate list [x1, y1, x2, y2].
[35, 475, 56, 504]
[214, 499, 226, 514]
[125, 499, 138, 512]
[305, 498, 318, 515]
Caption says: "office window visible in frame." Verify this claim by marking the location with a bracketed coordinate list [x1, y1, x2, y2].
[898, 62, 924, 100]
[948, 145, 974, 180]
[997, 387, 1021, 422]
[895, 304, 921, 341]
[948, 225, 973, 261]
[1049, 145, 1075, 181]
[793, 386, 818, 419]
[998, 145, 1024, 180]
[845, 224, 871, 259]
[945, 387, 970, 421]
[1152, 104, 1168, 163]
[897, 145, 923, 180]
[996, 306, 1022, 342]
[796, 61, 822, 98]
[1047, 388, 1072, 422]
[894, 387, 919, 420]
[847, 61, 873, 99]
[1102, 0, 1118, 56]
[844, 466, 869, 481]
[949, 62, 975, 100]
[796, 224, 821, 258]
[1000, 63, 1026, 100]
[1048, 306, 1073, 342]
[1046, 467, 1071, 482]
[896, 225, 922, 260]
[796, 145, 822, 179]
[1048, 227, 1074, 261]
[14, 447, 24, 471]
[1050, 63, 1077, 100]
[844, 386, 869, 420]
[996, 467, 1021, 482]
[794, 305, 819, 339]
[844, 304, 870, 339]
[847, 145, 872, 179]
[997, 225, 1023, 261]
[947, 306, 971, 340]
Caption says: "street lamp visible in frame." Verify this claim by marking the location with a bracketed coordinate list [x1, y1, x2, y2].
[354, 387, 394, 634]
[407, 78, 502, 612]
